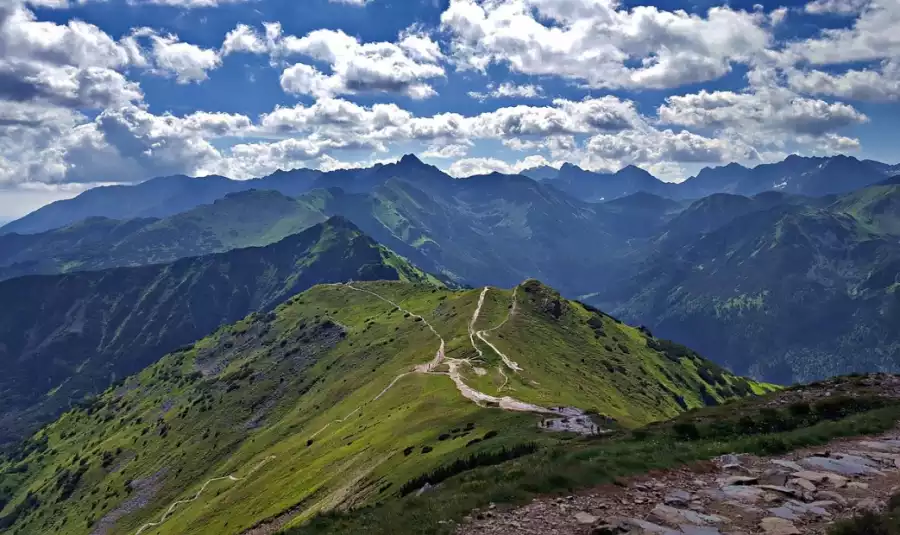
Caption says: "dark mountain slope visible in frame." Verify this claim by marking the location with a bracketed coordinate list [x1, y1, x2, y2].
[0, 190, 327, 281]
[0, 217, 433, 445]
[297, 172, 656, 295]
[606, 192, 900, 384]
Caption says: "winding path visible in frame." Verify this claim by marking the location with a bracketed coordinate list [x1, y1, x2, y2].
[134, 456, 275, 535]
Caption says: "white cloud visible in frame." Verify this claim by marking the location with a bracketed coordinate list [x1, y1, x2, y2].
[787, 61, 900, 102]
[804, 0, 871, 15]
[275, 28, 445, 99]
[448, 154, 562, 177]
[145, 31, 221, 83]
[468, 82, 543, 101]
[222, 24, 267, 55]
[440, 0, 774, 90]
[658, 87, 868, 137]
[785, 0, 900, 65]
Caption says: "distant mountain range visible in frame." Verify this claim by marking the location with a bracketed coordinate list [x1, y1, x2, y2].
[0, 217, 434, 445]
[3, 154, 898, 236]
[521, 154, 900, 201]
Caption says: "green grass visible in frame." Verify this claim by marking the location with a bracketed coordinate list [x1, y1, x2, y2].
[0, 280, 768, 535]
[290, 391, 900, 535]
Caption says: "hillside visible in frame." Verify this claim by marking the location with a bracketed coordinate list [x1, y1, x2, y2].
[0, 190, 327, 281]
[602, 183, 900, 384]
[0, 217, 432, 446]
[0, 279, 769, 535]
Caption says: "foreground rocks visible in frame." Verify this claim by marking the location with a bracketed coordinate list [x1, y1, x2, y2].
[459, 432, 900, 535]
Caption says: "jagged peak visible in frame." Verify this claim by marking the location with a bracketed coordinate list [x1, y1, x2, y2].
[398, 153, 425, 166]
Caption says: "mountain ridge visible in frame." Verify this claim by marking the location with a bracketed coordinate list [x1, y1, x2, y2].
[0, 216, 435, 445]
[5, 153, 899, 236]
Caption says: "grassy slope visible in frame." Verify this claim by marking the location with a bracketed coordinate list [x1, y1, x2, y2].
[1, 280, 765, 535]
[295, 375, 900, 535]
[0, 218, 430, 447]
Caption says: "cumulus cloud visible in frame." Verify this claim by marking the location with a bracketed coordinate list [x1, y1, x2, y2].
[223, 24, 446, 99]
[143, 31, 222, 83]
[804, 0, 871, 15]
[440, 0, 775, 90]
[658, 87, 868, 137]
[787, 61, 900, 102]
[468, 82, 544, 101]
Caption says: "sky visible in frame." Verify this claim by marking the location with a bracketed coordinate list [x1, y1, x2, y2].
[0, 0, 899, 218]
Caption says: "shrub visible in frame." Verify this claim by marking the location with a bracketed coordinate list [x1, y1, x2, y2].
[398, 443, 539, 496]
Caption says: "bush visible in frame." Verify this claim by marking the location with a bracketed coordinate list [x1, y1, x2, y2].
[398, 443, 539, 496]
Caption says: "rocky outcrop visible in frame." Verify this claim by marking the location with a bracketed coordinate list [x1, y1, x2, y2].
[460, 432, 900, 534]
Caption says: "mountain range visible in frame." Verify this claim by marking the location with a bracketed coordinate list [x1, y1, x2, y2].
[520, 154, 900, 201]
[3, 154, 898, 237]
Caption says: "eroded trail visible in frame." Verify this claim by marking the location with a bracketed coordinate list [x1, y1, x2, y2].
[452, 286, 550, 414]
[134, 456, 275, 535]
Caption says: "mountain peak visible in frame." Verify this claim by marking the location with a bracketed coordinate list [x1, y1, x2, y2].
[398, 153, 425, 166]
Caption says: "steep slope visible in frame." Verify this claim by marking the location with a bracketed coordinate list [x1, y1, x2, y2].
[0, 279, 767, 535]
[0, 190, 327, 281]
[0, 217, 431, 445]
[605, 189, 900, 384]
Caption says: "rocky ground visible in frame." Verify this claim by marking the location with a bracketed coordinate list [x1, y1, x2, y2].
[458, 430, 900, 535]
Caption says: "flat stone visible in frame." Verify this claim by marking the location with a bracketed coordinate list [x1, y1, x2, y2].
[719, 485, 766, 503]
[771, 460, 803, 472]
[790, 478, 816, 492]
[791, 470, 834, 483]
[856, 498, 883, 512]
[649, 505, 725, 527]
[800, 456, 883, 476]
[847, 481, 870, 490]
[575, 511, 599, 524]
[767, 506, 798, 521]
[847, 449, 898, 462]
[815, 490, 848, 506]
[835, 453, 880, 467]
[664, 489, 693, 506]
[618, 517, 681, 534]
[759, 517, 800, 535]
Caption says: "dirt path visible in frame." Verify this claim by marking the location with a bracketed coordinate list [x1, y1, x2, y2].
[133, 456, 275, 535]
[459, 429, 900, 535]
[476, 286, 523, 373]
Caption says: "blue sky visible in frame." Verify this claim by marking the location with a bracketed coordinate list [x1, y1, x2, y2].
[0, 0, 898, 217]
